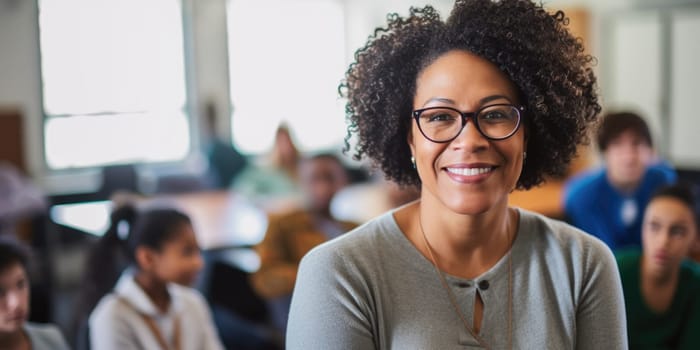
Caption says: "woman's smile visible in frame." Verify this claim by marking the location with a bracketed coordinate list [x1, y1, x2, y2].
[443, 164, 497, 183]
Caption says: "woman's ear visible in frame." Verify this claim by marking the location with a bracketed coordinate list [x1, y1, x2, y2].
[407, 127, 416, 157]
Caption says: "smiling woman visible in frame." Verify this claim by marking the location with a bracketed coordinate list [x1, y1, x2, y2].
[409, 51, 525, 217]
[286, 1, 627, 349]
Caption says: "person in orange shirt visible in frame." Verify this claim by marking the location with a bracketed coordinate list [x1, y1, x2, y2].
[250, 153, 358, 333]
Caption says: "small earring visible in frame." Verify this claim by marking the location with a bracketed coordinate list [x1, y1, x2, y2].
[523, 151, 527, 160]
[410, 156, 416, 169]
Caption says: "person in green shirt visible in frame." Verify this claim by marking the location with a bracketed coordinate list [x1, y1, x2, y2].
[617, 182, 700, 349]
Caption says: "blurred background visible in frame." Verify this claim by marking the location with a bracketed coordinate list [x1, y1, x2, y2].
[0, 0, 699, 347]
[1, 0, 699, 185]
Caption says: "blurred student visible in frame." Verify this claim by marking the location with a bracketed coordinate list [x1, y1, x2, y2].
[233, 123, 303, 208]
[88, 206, 223, 350]
[203, 101, 248, 189]
[73, 202, 137, 348]
[0, 162, 46, 238]
[616, 183, 700, 349]
[0, 162, 53, 324]
[250, 153, 358, 332]
[0, 239, 69, 350]
[564, 111, 676, 250]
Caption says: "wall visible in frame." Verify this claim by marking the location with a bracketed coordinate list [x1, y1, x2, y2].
[0, 0, 233, 193]
[0, 0, 43, 177]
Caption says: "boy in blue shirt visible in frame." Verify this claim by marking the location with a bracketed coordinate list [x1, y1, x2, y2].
[563, 112, 676, 250]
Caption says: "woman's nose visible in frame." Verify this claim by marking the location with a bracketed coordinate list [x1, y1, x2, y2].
[450, 119, 489, 150]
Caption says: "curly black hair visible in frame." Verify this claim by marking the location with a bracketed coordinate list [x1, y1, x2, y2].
[340, 0, 600, 190]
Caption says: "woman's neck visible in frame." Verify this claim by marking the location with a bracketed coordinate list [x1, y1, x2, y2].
[0, 329, 29, 350]
[402, 198, 517, 279]
[134, 271, 171, 313]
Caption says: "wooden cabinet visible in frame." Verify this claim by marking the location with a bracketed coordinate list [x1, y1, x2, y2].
[0, 108, 26, 174]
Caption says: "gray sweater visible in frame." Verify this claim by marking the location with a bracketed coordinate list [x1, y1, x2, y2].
[287, 209, 627, 349]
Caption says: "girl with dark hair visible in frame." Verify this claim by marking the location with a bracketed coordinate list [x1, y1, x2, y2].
[617, 183, 700, 349]
[0, 239, 69, 350]
[87, 205, 223, 350]
[287, 0, 626, 348]
[76, 205, 138, 330]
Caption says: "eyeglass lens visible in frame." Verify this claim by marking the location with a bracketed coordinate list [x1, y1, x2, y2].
[416, 105, 520, 141]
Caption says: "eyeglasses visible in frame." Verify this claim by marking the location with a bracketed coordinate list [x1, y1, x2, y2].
[412, 104, 525, 143]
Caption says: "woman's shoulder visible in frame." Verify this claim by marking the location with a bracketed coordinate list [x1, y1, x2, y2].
[301, 212, 401, 267]
[24, 322, 70, 350]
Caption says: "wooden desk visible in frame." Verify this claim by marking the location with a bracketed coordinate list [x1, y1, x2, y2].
[51, 183, 567, 249]
[508, 180, 565, 219]
[50, 191, 269, 249]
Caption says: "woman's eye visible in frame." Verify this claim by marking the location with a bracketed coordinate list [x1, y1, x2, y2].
[480, 109, 516, 124]
[483, 111, 506, 119]
[427, 113, 456, 123]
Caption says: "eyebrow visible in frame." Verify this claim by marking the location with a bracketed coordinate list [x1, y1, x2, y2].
[421, 95, 513, 108]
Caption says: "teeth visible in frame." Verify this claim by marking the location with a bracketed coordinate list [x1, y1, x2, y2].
[446, 167, 492, 176]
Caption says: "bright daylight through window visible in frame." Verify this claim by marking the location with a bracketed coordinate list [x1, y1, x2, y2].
[227, 0, 347, 154]
[39, 0, 190, 169]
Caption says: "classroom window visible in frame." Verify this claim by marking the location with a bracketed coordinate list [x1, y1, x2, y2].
[227, 0, 347, 154]
[38, 0, 190, 169]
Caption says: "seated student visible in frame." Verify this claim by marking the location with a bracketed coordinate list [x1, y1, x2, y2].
[233, 123, 303, 209]
[617, 183, 700, 349]
[250, 153, 358, 332]
[74, 202, 137, 344]
[0, 239, 69, 350]
[564, 111, 676, 250]
[88, 206, 224, 350]
[202, 102, 249, 189]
